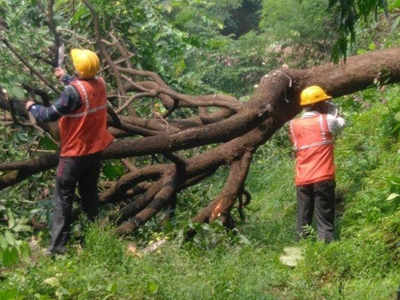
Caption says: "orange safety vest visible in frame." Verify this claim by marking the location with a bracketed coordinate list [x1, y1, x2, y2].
[58, 77, 114, 157]
[289, 113, 335, 186]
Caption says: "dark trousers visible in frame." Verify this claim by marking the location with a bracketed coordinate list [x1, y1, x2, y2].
[49, 153, 101, 253]
[296, 179, 336, 242]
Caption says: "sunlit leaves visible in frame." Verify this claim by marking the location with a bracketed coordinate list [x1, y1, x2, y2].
[0, 230, 31, 267]
[328, 0, 388, 59]
[103, 160, 125, 180]
[38, 136, 58, 151]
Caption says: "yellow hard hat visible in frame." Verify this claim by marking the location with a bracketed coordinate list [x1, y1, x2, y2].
[70, 49, 100, 79]
[300, 85, 331, 106]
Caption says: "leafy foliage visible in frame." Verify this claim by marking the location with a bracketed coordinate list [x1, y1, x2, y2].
[329, 0, 389, 60]
[260, 0, 338, 65]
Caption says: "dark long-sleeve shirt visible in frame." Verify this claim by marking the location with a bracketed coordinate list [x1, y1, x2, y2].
[29, 75, 82, 122]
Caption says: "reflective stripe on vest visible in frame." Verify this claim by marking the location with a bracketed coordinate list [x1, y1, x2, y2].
[66, 80, 107, 118]
[290, 113, 335, 186]
[58, 77, 114, 157]
[290, 114, 333, 151]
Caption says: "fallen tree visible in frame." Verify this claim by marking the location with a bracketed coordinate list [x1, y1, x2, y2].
[0, 2, 399, 235]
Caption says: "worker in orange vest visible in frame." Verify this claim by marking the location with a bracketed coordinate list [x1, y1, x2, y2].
[25, 49, 114, 255]
[289, 86, 345, 243]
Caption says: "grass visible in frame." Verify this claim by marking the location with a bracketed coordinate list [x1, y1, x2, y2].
[1, 87, 400, 299]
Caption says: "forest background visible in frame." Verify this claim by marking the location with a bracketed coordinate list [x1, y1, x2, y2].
[0, 0, 399, 299]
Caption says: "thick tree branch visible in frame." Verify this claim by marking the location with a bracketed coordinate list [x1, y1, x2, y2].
[116, 165, 179, 234]
[0, 154, 58, 189]
[193, 150, 253, 224]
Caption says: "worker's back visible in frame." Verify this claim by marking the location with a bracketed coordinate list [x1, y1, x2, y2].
[290, 113, 335, 186]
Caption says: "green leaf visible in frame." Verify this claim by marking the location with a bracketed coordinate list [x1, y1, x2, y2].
[368, 42, 376, 51]
[103, 161, 125, 180]
[4, 231, 15, 246]
[0, 236, 7, 249]
[279, 246, 304, 267]
[387, 193, 400, 201]
[357, 49, 367, 55]
[33, 294, 53, 300]
[7, 210, 15, 229]
[164, 4, 173, 13]
[147, 281, 159, 294]
[391, 0, 400, 9]
[43, 277, 60, 287]
[238, 234, 251, 245]
[0, 288, 20, 300]
[55, 287, 70, 298]
[174, 59, 186, 76]
[387, 176, 400, 184]
[38, 136, 58, 151]
[13, 224, 32, 233]
[391, 16, 400, 32]
[18, 242, 31, 262]
[391, 122, 400, 134]
[106, 282, 118, 293]
[2, 246, 19, 267]
[201, 223, 210, 231]
[8, 86, 25, 99]
[72, 6, 90, 23]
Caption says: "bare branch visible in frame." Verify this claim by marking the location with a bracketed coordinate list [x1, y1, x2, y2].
[59, 28, 94, 45]
[115, 92, 154, 114]
[121, 158, 137, 172]
[121, 72, 242, 111]
[117, 165, 179, 234]
[117, 67, 170, 88]
[82, 0, 126, 101]
[46, 0, 62, 67]
[0, 38, 59, 93]
[109, 32, 134, 69]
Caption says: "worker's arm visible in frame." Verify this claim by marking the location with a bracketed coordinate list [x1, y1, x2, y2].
[60, 74, 75, 86]
[326, 114, 345, 134]
[55, 68, 74, 86]
[26, 85, 82, 123]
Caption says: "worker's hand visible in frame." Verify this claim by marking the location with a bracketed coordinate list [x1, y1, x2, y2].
[324, 101, 337, 116]
[54, 67, 66, 79]
[25, 100, 35, 111]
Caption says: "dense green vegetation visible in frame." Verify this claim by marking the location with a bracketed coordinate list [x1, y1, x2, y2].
[0, 0, 400, 299]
